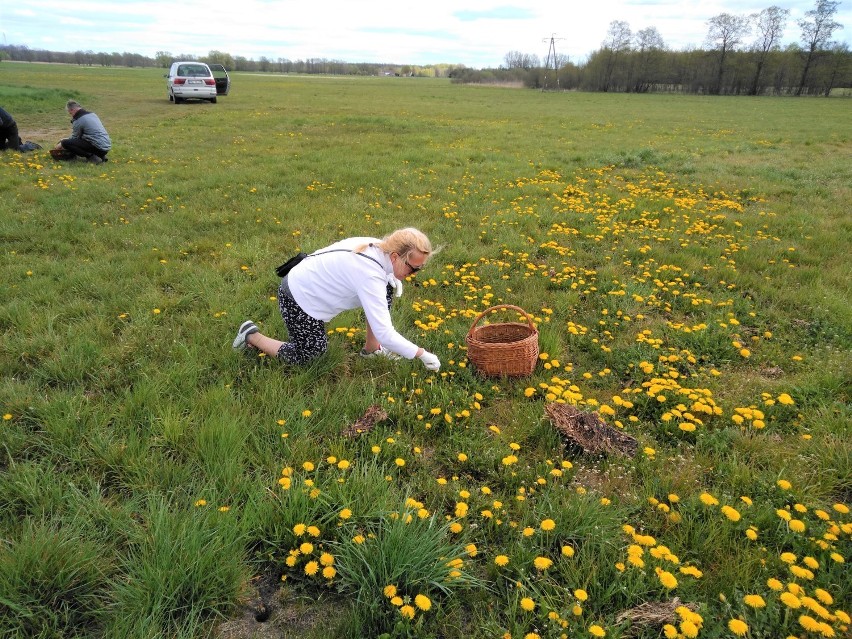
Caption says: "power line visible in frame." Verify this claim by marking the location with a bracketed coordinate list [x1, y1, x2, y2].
[542, 34, 566, 91]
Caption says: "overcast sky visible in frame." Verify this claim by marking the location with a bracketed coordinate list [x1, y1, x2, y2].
[2, 1, 850, 68]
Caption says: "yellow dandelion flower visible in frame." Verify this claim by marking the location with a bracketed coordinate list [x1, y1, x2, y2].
[574, 588, 588, 601]
[541, 518, 556, 531]
[307, 525, 320, 537]
[533, 556, 553, 570]
[798, 614, 820, 632]
[414, 594, 432, 611]
[304, 560, 319, 576]
[657, 569, 678, 589]
[399, 605, 415, 619]
[589, 624, 606, 637]
[395, 458, 405, 467]
[319, 552, 334, 566]
[293, 523, 306, 536]
[767, 578, 783, 590]
[495, 555, 509, 566]
[322, 566, 336, 579]
[339, 508, 352, 520]
[744, 594, 766, 608]
[299, 542, 314, 555]
[777, 393, 795, 405]
[457, 453, 468, 462]
[520, 597, 535, 612]
[561, 545, 575, 557]
[832, 503, 849, 514]
[780, 592, 801, 608]
[699, 492, 719, 506]
[302, 461, 315, 471]
[789, 519, 806, 533]
[721, 505, 741, 522]
[390, 595, 403, 606]
[384, 584, 397, 598]
[777, 479, 792, 490]
[728, 619, 748, 636]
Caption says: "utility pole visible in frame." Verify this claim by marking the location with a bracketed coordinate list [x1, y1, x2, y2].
[542, 34, 565, 91]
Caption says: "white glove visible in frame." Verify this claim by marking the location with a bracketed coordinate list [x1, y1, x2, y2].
[391, 277, 403, 298]
[418, 350, 441, 371]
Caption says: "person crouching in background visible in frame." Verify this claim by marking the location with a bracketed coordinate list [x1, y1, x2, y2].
[53, 100, 112, 164]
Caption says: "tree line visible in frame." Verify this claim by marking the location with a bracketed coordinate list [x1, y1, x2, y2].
[459, 1, 850, 96]
[1, 1, 847, 95]
[0, 45, 457, 79]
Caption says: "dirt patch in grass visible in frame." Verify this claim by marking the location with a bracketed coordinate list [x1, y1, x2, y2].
[215, 570, 345, 639]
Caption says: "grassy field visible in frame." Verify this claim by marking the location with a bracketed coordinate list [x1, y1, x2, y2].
[1, 61, 850, 639]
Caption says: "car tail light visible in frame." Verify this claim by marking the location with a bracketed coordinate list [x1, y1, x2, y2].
[204, 79, 215, 85]
[173, 78, 186, 85]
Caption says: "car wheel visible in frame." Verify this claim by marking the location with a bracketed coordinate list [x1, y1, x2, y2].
[209, 97, 217, 104]
[174, 95, 183, 104]
[168, 92, 173, 102]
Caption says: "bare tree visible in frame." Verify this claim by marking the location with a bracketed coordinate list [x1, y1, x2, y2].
[706, 13, 751, 94]
[601, 20, 632, 91]
[633, 26, 666, 92]
[797, 0, 843, 95]
[503, 51, 539, 70]
[749, 6, 789, 94]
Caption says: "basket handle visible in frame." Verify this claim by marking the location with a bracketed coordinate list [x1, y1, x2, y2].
[467, 304, 536, 338]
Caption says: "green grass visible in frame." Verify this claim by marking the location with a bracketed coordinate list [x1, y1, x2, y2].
[1, 61, 850, 638]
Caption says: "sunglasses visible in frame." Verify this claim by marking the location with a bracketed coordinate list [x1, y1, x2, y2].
[404, 257, 423, 273]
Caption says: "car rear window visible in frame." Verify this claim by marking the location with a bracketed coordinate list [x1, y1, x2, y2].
[177, 64, 210, 77]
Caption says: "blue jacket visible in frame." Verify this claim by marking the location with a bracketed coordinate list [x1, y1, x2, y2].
[71, 109, 112, 151]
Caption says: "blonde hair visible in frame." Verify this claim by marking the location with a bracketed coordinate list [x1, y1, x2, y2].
[357, 227, 432, 261]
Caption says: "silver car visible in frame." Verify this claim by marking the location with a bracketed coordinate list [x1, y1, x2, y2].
[165, 61, 230, 104]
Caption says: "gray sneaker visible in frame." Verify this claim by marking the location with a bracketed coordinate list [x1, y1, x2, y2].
[233, 320, 259, 350]
[87, 155, 104, 165]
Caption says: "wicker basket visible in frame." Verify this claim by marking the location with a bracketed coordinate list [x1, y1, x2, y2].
[465, 304, 539, 377]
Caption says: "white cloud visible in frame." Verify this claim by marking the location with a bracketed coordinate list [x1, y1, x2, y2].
[3, 0, 850, 67]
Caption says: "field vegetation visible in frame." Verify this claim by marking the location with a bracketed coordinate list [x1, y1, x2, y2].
[1, 62, 850, 638]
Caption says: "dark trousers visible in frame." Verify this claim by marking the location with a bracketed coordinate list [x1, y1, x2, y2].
[60, 137, 108, 159]
[0, 123, 21, 150]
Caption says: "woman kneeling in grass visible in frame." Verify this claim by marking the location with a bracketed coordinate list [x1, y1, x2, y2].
[233, 227, 441, 372]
